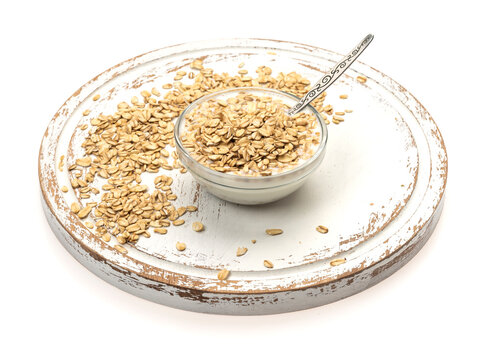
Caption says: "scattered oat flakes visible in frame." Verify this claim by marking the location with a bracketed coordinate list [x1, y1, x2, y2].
[151, 87, 160, 97]
[190, 59, 204, 70]
[70, 63, 343, 245]
[251, 239, 257, 244]
[266, 229, 283, 236]
[58, 155, 65, 172]
[236, 247, 248, 257]
[154, 228, 167, 235]
[77, 205, 93, 219]
[176, 242, 186, 251]
[76, 157, 91, 167]
[70, 202, 81, 214]
[217, 269, 230, 280]
[192, 221, 204, 232]
[263, 260, 274, 268]
[339, 94, 348, 99]
[85, 221, 94, 229]
[316, 225, 328, 234]
[356, 75, 367, 83]
[322, 104, 333, 114]
[61, 186, 68, 193]
[330, 258, 346, 266]
[92, 94, 100, 101]
[102, 233, 111, 242]
[83, 109, 91, 116]
[173, 219, 185, 226]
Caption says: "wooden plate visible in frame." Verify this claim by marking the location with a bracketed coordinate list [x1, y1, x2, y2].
[39, 39, 447, 315]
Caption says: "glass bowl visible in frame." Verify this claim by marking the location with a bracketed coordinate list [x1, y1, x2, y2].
[174, 87, 328, 205]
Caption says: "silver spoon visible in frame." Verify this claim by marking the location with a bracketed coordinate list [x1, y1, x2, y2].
[287, 34, 374, 116]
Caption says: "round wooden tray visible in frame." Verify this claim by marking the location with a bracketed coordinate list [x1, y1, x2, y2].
[39, 39, 447, 315]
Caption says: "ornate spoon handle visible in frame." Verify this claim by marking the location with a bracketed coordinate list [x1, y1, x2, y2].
[288, 34, 374, 116]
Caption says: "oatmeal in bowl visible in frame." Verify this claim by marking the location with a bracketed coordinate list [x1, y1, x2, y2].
[175, 87, 328, 204]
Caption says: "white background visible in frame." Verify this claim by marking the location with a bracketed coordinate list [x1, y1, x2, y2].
[1, 1, 482, 359]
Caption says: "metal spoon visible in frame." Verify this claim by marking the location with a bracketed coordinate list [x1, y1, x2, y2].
[287, 34, 374, 116]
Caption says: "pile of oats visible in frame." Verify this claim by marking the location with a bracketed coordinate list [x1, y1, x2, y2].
[67, 59, 345, 256]
[180, 92, 321, 176]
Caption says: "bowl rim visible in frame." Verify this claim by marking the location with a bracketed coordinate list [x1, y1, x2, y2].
[174, 86, 328, 184]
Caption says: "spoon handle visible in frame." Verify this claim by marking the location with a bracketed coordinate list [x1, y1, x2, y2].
[288, 34, 374, 116]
